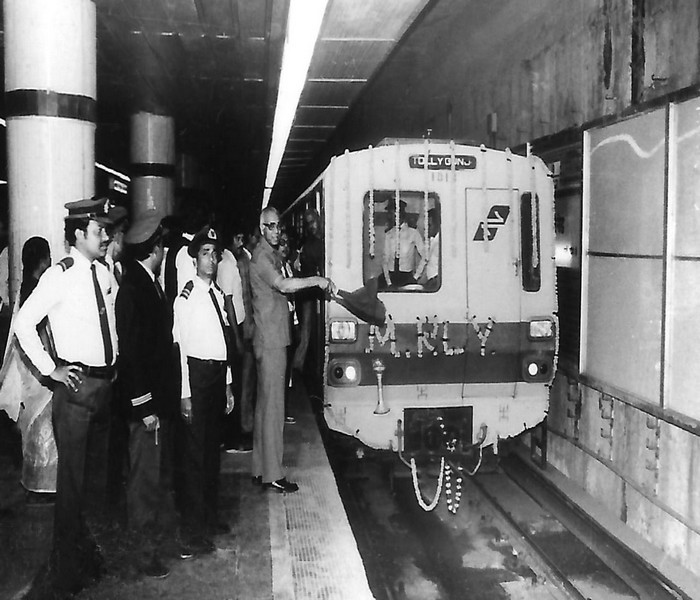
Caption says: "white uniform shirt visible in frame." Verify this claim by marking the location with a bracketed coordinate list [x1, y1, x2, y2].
[383, 223, 425, 274]
[172, 276, 232, 398]
[175, 237, 196, 297]
[14, 247, 119, 376]
[426, 232, 440, 280]
[216, 248, 245, 324]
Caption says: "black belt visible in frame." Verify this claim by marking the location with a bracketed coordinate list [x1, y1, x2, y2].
[60, 360, 116, 380]
[189, 357, 226, 366]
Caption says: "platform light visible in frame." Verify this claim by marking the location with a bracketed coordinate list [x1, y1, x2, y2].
[262, 0, 329, 208]
[96, 162, 131, 182]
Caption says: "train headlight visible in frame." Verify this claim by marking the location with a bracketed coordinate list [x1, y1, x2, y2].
[329, 358, 361, 386]
[330, 319, 357, 342]
[522, 354, 552, 382]
[528, 318, 554, 339]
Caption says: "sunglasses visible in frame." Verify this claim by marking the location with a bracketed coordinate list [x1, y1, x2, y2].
[262, 222, 280, 231]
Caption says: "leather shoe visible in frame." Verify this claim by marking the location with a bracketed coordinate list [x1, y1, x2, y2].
[178, 543, 195, 560]
[208, 521, 232, 536]
[264, 478, 299, 493]
[190, 536, 216, 555]
[225, 444, 252, 454]
[141, 555, 170, 579]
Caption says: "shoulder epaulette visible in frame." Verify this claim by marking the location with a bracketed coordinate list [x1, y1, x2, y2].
[179, 280, 194, 299]
[58, 257, 74, 272]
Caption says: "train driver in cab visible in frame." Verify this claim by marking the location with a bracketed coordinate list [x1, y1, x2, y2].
[380, 199, 425, 289]
[414, 206, 440, 290]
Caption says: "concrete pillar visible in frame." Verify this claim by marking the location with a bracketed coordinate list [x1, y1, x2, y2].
[4, 0, 96, 302]
[130, 112, 176, 220]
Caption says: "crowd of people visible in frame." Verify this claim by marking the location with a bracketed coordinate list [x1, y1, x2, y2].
[0, 197, 333, 599]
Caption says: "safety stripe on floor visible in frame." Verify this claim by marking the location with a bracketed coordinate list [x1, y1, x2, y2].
[269, 401, 375, 600]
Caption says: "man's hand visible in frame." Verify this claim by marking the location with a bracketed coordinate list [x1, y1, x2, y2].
[181, 396, 193, 424]
[142, 414, 159, 432]
[327, 278, 338, 298]
[225, 384, 235, 415]
[50, 365, 84, 392]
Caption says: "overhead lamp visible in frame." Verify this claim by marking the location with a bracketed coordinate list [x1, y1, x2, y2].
[262, 0, 329, 208]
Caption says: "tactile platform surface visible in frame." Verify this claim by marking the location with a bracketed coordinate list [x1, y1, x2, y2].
[271, 403, 375, 600]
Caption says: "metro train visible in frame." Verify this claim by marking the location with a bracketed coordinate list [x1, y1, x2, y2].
[287, 139, 557, 509]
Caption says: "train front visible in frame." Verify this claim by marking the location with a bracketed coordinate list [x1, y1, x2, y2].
[322, 140, 557, 465]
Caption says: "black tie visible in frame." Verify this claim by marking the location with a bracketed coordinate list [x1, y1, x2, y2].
[154, 278, 165, 301]
[91, 263, 113, 366]
[209, 288, 230, 357]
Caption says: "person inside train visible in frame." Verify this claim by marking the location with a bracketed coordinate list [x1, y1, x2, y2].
[415, 206, 441, 290]
[380, 199, 425, 289]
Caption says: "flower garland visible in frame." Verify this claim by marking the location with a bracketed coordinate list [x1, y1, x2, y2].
[369, 187, 375, 258]
[411, 456, 444, 511]
[444, 463, 463, 514]
[469, 316, 495, 357]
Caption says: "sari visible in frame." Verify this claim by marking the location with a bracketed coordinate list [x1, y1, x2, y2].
[0, 295, 57, 493]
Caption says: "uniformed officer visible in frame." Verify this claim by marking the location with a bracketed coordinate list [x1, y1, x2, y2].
[116, 213, 186, 577]
[172, 226, 235, 553]
[14, 197, 118, 597]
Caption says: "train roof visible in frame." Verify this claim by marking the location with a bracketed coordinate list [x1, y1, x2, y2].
[375, 137, 482, 147]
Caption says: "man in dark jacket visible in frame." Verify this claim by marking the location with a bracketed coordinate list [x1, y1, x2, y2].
[116, 213, 186, 577]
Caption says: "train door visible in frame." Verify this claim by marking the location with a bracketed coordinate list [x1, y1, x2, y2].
[464, 188, 521, 324]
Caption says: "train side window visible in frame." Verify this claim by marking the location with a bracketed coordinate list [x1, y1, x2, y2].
[362, 190, 441, 292]
[520, 192, 541, 292]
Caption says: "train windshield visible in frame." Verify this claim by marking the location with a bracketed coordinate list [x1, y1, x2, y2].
[362, 190, 441, 293]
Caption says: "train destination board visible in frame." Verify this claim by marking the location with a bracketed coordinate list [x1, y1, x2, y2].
[409, 154, 477, 170]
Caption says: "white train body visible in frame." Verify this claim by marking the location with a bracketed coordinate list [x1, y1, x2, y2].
[292, 139, 557, 456]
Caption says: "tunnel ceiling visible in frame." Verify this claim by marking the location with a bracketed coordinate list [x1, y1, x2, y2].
[0, 0, 515, 222]
[93, 0, 433, 220]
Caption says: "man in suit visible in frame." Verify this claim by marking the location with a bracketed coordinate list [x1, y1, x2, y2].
[116, 214, 188, 577]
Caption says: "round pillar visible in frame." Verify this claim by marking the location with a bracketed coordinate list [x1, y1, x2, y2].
[4, 0, 96, 303]
[130, 112, 176, 220]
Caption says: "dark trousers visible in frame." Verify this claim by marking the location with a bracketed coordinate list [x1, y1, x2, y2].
[239, 340, 256, 433]
[51, 376, 112, 591]
[181, 358, 227, 538]
[127, 417, 176, 551]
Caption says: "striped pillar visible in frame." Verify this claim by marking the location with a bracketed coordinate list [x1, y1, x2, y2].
[4, 0, 96, 302]
[130, 112, 176, 220]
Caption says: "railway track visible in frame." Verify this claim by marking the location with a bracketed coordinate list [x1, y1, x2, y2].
[468, 452, 684, 600]
[323, 423, 685, 599]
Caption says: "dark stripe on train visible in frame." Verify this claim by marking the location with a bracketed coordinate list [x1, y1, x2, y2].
[328, 321, 555, 385]
[6, 89, 96, 122]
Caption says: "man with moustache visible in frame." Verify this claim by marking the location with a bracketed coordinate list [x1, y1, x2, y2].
[173, 226, 235, 552]
[250, 207, 334, 493]
[116, 214, 187, 577]
[15, 197, 118, 597]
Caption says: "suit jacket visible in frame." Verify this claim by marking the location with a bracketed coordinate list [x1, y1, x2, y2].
[116, 260, 179, 420]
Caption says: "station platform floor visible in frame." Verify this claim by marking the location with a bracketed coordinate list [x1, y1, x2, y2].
[0, 383, 376, 600]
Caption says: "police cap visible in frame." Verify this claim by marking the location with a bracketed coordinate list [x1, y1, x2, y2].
[188, 226, 220, 257]
[64, 197, 113, 222]
[124, 213, 163, 246]
[107, 205, 129, 227]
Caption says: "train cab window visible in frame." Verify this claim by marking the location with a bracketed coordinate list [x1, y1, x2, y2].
[520, 192, 541, 292]
[362, 190, 441, 292]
